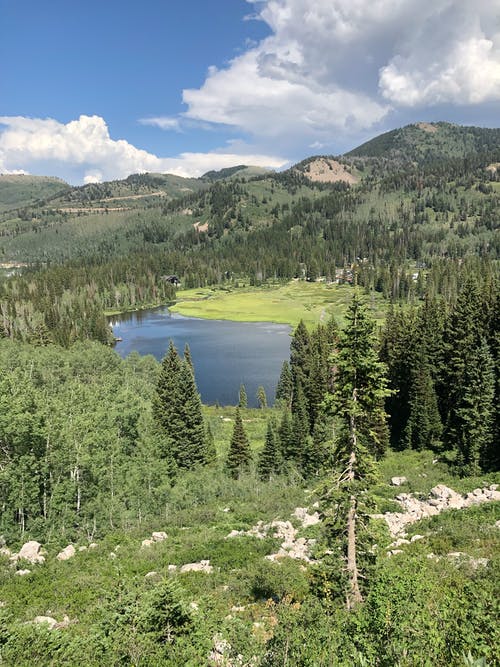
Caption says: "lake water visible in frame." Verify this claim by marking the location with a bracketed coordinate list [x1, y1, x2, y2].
[111, 307, 291, 407]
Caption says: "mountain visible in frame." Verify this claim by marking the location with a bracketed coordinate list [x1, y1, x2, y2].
[347, 121, 500, 163]
[0, 174, 70, 213]
[202, 165, 272, 181]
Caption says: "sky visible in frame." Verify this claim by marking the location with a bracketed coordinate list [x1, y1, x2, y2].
[1, 0, 500, 184]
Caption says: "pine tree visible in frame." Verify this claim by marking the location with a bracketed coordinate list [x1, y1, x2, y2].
[256, 385, 267, 409]
[277, 409, 294, 464]
[176, 359, 207, 469]
[290, 382, 309, 468]
[153, 341, 207, 470]
[452, 338, 495, 476]
[238, 384, 248, 408]
[226, 408, 252, 478]
[275, 361, 293, 407]
[258, 420, 279, 480]
[290, 320, 311, 401]
[152, 341, 183, 461]
[402, 345, 442, 451]
[322, 293, 391, 609]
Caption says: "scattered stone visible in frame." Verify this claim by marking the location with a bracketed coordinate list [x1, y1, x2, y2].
[141, 539, 154, 548]
[180, 559, 213, 573]
[109, 552, 117, 560]
[89, 543, 98, 549]
[387, 549, 403, 557]
[391, 476, 407, 486]
[144, 571, 159, 579]
[495, 520, 500, 528]
[377, 484, 500, 537]
[152, 531, 167, 542]
[0, 547, 11, 558]
[411, 534, 425, 542]
[293, 507, 321, 527]
[56, 545, 76, 561]
[221, 507, 231, 513]
[15, 569, 31, 576]
[190, 601, 199, 611]
[78, 546, 87, 552]
[209, 634, 243, 666]
[13, 541, 45, 565]
[231, 605, 246, 612]
[168, 564, 178, 572]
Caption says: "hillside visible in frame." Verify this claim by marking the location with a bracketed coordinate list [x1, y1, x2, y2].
[0, 174, 70, 213]
[347, 121, 500, 163]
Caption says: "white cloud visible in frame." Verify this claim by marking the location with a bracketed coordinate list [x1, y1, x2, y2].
[138, 116, 181, 131]
[180, 0, 500, 147]
[0, 115, 286, 183]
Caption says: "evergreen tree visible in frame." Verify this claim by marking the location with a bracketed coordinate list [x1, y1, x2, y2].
[226, 408, 252, 478]
[153, 341, 207, 470]
[290, 382, 309, 468]
[275, 361, 293, 407]
[402, 345, 442, 451]
[277, 409, 294, 464]
[238, 384, 248, 408]
[176, 359, 207, 469]
[257, 420, 279, 480]
[183, 343, 194, 373]
[256, 385, 267, 409]
[452, 338, 495, 476]
[152, 341, 183, 461]
[322, 293, 391, 609]
[290, 320, 311, 404]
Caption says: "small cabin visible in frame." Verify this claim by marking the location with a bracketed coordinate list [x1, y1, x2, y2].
[161, 274, 181, 286]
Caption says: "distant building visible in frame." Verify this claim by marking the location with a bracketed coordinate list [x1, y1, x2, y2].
[161, 275, 181, 286]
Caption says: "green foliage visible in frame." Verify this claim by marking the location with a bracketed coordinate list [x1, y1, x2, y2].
[238, 383, 248, 408]
[226, 408, 252, 478]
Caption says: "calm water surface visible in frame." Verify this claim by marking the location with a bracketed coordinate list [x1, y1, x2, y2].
[111, 307, 291, 407]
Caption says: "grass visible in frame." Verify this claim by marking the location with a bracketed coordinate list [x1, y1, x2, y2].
[171, 280, 388, 328]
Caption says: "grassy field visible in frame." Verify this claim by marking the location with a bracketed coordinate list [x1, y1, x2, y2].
[170, 281, 387, 328]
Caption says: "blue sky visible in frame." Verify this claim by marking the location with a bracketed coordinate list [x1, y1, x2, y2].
[1, 0, 500, 183]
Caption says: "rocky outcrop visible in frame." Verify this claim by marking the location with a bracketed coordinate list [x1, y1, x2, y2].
[375, 484, 500, 537]
[292, 507, 321, 527]
[56, 545, 76, 561]
[227, 516, 316, 563]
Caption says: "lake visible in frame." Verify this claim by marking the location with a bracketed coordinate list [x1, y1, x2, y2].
[111, 307, 291, 407]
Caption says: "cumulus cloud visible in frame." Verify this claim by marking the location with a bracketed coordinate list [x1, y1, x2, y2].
[181, 0, 500, 146]
[0, 115, 286, 183]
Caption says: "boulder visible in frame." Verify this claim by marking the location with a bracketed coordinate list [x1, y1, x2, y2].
[32, 616, 58, 630]
[180, 559, 213, 573]
[17, 541, 45, 564]
[56, 545, 76, 561]
[15, 569, 31, 576]
[141, 539, 154, 548]
[88, 543, 98, 549]
[144, 571, 159, 579]
[391, 476, 408, 486]
[152, 531, 167, 542]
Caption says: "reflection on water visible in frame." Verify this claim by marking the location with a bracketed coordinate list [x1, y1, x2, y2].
[111, 307, 291, 407]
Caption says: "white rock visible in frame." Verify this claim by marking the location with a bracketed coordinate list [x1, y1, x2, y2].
[78, 546, 87, 552]
[391, 476, 408, 486]
[152, 531, 167, 542]
[89, 543, 98, 549]
[293, 507, 321, 527]
[17, 541, 45, 564]
[56, 545, 76, 561]
[141, 539, 154, 548]
[32, 616, 58, 630]
[168, 564, 177, 572]
[180, 559, 213, 573]
[145, 571, 158, 579]
[0, 547, 11, 558]
[109, 552, 117, 559]
[15, 569, 31, 576]
[190, 601, 199, 611]
[410, 534, 425, 542]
